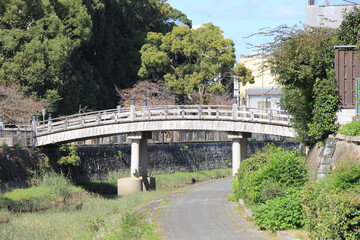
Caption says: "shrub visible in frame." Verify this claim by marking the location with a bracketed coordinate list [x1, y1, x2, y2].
[303, 162, 360, 239]
[39, 171, 73, 200]
[233, 144, 307, 204]
[338, 120, 360, 136]
[0, 209, 12, 223]
[254, 188, 305, 231]
[58, 145, 81, 166]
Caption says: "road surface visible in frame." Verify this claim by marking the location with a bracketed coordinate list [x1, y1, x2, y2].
[156, 177, 271, 240]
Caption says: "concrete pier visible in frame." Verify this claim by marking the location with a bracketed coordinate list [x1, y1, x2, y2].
[228, 132, 251, 175]
[118, 131, 154, 195]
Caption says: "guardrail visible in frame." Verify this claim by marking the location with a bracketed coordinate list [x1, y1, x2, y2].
[34, 105, 291, 136]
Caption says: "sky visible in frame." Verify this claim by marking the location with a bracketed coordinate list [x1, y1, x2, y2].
[167, 0, 352, 60]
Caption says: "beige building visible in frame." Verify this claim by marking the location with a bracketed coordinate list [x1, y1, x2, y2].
[237, 57, 283, 111]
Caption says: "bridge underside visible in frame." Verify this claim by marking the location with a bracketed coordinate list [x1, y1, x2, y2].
[35, 119, 295, 146]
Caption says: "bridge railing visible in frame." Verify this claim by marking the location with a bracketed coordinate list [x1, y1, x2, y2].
[35, 105, 291, 136]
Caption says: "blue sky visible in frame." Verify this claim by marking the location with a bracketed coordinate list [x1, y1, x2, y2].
[167, 0, 350, 60]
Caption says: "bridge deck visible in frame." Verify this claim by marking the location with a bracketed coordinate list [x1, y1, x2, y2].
[34, 105, 294, 146]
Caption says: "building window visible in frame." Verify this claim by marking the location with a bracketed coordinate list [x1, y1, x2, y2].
[258, 101, 271, 109]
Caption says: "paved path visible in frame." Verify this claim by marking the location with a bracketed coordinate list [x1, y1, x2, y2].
[156, 177, 271, 240]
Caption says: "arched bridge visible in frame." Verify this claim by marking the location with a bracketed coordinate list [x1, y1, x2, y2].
[34, 105, 294, 146]
[33, 105, 295, 181]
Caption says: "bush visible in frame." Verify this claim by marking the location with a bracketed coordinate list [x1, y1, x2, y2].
[233, 144, 307, 204]
[338, 121, 360, 136]
[254, 188, 305, 231]
[39, 171, 73, 200]
[0, 172, 80, 212]
[303, 162, 360, 239]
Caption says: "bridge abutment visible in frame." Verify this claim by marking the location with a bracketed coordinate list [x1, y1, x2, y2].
[228, 132, 251, 175]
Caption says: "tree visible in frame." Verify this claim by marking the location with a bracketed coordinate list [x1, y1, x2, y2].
[233, 62, 255, 86]
[337, 7, 360, 46]
[116, 80, 176, 107]
[0, 0, 192, 117]
[0, 83, 48, 123]
[256, 25, 338, 145]
[138, 23, 236, 104]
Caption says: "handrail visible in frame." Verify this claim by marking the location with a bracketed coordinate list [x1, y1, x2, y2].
[34, 105, 291, 136]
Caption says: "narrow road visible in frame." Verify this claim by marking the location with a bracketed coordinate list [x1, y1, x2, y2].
[156, 177, 271, 240]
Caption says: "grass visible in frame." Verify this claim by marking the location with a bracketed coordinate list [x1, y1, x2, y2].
[338, 120, 360, 136]
[0, 168, 231, 240]
[0, 172, 83, 212]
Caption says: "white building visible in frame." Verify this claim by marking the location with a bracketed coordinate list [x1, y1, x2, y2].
[306, 0, 360, 28]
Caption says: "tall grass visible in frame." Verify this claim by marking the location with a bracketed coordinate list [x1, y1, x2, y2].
[0, 168, 231, 240]
[0, 172, 83, 212]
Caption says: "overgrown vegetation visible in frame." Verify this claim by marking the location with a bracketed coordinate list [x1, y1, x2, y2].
[0, 168, 230, 239]
[58, 145, 81, 166]
[252, 8, 360, 146]
[232, 145, 360, 236]
[338, 121, 360, 136]
[232, 145, 307, 205]
[0, 172, 83, 212]
[303, 162, 360, 239]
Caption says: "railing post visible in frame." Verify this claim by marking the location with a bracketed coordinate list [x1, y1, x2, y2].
[164, 105, 168, 119]
[232, 97, 238, 120]
[130, 97, 135, 121]
[97, 112, 101, 124]
[48, 113, 52, 132]
[116, 105, 120, 121]
[142, 99, 148, 119]
[65, 117, 68, 130]
[31, 114, 37, 134]
[198, 106, 202, 119]
[181, 109, 185, 118]
[269, 110, 272, 123]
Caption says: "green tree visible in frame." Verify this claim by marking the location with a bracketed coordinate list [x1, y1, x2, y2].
[258, 26, 338, 145]
[0, 0, 191, 117]
[233, 62, 254, 86]
[337, 7, 360, 46]
[138, 23, 236, 104]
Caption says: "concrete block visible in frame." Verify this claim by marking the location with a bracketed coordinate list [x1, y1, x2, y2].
[322, 156, 333, 164]
[318, 165, 331, 174]
[117, 177, 142, 196]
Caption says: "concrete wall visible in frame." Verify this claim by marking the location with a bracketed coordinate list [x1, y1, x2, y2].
[0, 141, 299, 187]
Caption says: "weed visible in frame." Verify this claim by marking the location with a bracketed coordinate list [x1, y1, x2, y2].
[86, 216, 106, 232]
[0, 208, 12, 223]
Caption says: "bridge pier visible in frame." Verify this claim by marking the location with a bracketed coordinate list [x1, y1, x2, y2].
[228, 132, 251, 175]
[118, 131, 155, 195]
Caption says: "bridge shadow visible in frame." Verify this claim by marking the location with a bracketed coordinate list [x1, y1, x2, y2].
[75, 180, 117, 195]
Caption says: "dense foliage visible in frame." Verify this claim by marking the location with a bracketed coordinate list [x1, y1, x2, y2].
[337, 7, 360, 46]
[338, 120, 360, 136]
[232, 145, 307, 230]
[303, 162, 360, 239]
[253, 188, 305, 231]
[252, 8, 360, 146]
[0, 0, 191, 116]
[138, 23, 236, 104]
[258, 26, 338, 145]
[233, 145, 307, 205]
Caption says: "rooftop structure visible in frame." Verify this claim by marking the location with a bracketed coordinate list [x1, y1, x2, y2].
[306, 0, 360, 28]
